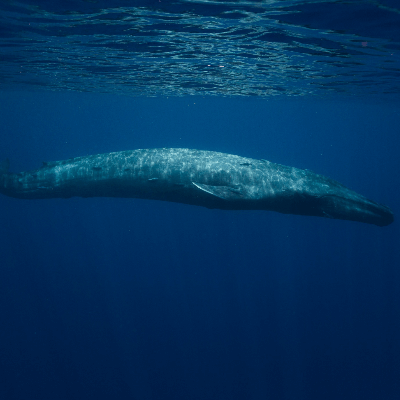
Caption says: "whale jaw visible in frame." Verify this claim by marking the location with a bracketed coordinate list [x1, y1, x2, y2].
[316, 193, 394, 227]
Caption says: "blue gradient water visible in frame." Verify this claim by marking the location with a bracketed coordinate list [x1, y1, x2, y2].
[0, 2, 399, 399]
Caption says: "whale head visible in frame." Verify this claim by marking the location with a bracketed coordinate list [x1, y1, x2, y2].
[285, 173, 395, 226]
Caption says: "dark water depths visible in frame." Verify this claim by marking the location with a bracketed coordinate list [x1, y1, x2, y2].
[0, 2, 399, 400]
[1, 0, 400, 97]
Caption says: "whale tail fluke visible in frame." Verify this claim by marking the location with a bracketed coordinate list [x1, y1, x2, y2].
[1, 159, 9, 174]
[1, 158, 10, 177]
[0, 159, 10, 188]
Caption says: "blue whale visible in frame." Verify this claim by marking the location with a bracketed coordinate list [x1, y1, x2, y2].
[0, 148, 394, 226]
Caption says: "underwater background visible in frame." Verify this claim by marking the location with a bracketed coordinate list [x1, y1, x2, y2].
[0, 1, 399, 399]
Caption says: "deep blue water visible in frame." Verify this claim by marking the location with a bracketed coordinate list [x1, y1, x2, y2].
[1, 1, 400, 400]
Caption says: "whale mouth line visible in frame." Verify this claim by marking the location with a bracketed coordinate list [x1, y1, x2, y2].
[318, 194, 394, 227]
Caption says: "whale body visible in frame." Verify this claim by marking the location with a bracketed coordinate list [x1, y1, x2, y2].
[0, 148, 394, 226]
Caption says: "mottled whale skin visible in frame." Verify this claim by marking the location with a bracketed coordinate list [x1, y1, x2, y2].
[0, 148, 394, 226]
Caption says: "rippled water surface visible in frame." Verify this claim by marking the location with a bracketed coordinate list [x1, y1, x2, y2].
[1, 0, 399, 97]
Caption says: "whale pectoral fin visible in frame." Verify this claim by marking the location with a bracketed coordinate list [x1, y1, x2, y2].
[192, 182, 244, 200]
